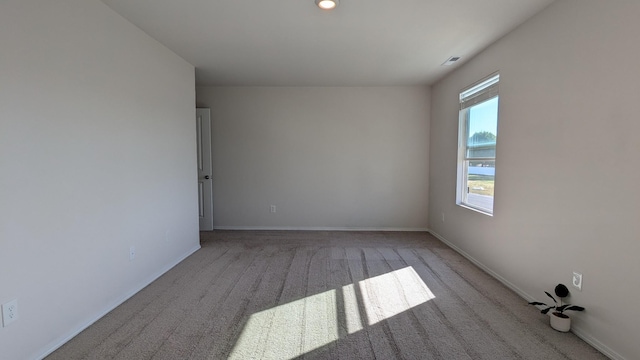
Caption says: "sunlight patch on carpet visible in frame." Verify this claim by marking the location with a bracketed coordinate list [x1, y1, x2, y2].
[229, 266, 434, 360]
[342, 283, 364, 334]
[359, 266, 435, 325]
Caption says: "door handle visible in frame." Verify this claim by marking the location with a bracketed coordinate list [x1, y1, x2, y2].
[204, 175, 210, 180]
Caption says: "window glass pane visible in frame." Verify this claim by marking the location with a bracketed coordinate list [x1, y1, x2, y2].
[465, 160, 495, 211]
[467, 146, 496, 158]
[466, 97, 498, 158]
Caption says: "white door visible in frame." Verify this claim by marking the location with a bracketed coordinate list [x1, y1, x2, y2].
[196, 108, 213, 230]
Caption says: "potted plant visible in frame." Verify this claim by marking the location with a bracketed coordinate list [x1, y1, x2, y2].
[528, 284, 585, 332]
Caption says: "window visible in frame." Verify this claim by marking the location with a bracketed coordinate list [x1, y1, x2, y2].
[457, 73, 499, 214]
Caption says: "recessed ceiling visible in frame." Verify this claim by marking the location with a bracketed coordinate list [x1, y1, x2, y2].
[101, 0, 555, 86]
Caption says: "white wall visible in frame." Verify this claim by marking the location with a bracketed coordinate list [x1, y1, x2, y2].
[428, 1, 640, 359]
[0, 1, 199, 359]
[196, 86, 430, 230]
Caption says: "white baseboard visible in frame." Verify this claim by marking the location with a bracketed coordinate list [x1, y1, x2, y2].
[427, 229, 624, 360]
[38, 244, 201, 360]
[570, 325, 625, 360]
[213, 226, 429, 232]
[427, 229, 535, 302]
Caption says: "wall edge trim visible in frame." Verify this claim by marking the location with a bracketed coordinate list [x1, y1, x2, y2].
[212, 226, 429, 232]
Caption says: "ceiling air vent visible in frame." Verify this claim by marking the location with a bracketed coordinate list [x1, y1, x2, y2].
[442, 56, 461, 66]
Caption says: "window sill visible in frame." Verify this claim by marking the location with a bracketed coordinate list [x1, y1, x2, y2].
[457, 203, 493, 217]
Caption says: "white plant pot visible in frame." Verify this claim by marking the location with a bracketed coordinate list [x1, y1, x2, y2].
[550, 312, 571, 332]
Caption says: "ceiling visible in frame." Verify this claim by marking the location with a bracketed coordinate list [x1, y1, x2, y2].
[101, 0, 556, 86]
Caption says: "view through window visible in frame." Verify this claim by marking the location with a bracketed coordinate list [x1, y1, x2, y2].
[457, 74, 499, 214]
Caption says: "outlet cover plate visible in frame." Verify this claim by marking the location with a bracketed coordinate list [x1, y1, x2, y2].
[572, 272, 583, 291]
[2, 299, 19, 327]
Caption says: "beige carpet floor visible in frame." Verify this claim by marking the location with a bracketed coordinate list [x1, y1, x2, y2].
[47, 231, 607, 359]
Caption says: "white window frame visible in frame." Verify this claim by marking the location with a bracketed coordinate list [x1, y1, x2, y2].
[457, 73, 500, 215]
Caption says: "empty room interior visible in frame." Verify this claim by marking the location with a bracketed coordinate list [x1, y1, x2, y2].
[1, 0, 639, 359]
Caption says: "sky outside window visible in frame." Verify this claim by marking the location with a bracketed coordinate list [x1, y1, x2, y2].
[468, 97, 499, 140]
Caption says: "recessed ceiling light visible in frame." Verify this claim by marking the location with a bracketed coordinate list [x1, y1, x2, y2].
[315, 0, 339, 10]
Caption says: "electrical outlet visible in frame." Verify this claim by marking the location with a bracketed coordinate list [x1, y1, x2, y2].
[2, 299, 19, 327]
[572, 272, 583, 291]
[270, 205, 276, 213]
[130, 246, 136, 261]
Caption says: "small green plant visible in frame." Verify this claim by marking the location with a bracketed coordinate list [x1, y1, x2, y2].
[529, 284, 585, 318]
